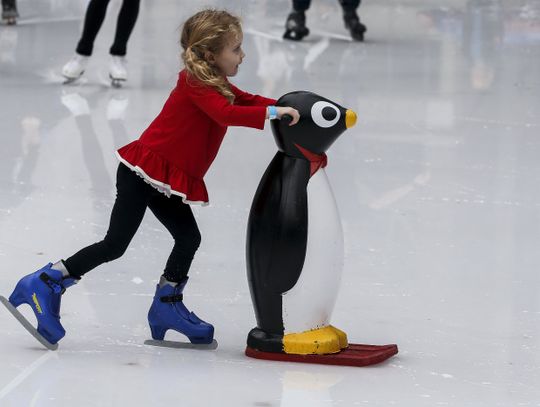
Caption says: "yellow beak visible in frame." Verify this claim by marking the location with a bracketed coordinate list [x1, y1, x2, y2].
[346, 109, 357, 128]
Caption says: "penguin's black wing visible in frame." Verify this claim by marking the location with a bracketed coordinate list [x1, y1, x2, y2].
[246, 152, 310, 332]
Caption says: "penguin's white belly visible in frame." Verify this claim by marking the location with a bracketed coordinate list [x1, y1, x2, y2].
[282, 169, 344, 334]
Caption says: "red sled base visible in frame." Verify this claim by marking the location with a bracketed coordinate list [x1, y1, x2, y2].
[245, 343, 398, 367]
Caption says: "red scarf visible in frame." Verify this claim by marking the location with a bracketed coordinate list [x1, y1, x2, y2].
[294, 144, 328, 177]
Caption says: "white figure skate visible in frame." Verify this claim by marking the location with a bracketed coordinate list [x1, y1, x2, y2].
[109, 55, 127, 88]
[62, 54, 89, 84]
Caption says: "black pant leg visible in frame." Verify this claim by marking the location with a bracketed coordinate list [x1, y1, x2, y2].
[292, 1, 361, 15]
[109, 0, 141, 56]
[147, 194, 201, 283]
[292, 0, 311, 11]
[76, 0, 112, 56]
[339, 0, 361, 12]
[64, 164, 150, 278]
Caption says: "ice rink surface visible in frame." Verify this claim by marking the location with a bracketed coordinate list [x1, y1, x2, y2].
[1, 0, 539, 405]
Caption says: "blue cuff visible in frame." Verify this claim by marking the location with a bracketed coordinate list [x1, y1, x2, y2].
[268, 105, 278, 120]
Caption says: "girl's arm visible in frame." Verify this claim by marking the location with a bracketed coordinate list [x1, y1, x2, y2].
[228, 84, 299, 124]
[189, 83, 267, 129]
[229, 83, 277, 107]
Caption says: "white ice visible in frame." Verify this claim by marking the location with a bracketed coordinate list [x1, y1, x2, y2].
[1, 0, 539, 406]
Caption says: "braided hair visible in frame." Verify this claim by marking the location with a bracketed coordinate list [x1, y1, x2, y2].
[181, 9, 242, 103]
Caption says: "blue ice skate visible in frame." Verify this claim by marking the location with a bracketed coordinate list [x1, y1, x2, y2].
[0, 263, 78, 350]
[145, 278, 217, 350]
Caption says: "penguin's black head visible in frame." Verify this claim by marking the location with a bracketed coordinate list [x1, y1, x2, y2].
[270, 91, 357, 158]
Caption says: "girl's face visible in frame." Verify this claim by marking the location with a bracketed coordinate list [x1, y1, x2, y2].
[212, 33, 245, 77]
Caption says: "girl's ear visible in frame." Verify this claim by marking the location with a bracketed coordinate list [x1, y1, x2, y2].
[204, 51, 216, 64]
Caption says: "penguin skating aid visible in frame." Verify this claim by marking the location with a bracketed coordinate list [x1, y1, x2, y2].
[245, 91, 397, 367]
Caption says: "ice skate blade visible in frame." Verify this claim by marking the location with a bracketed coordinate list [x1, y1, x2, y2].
[111, 80, 125, 88]
[62, 74, 84, 85]
[144, 339, 218, 350]
[0, 295, 58, 351]
[109, 75, 126, 88]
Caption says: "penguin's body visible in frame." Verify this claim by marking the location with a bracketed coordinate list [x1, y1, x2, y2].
[246, 91, 356, 355]
[246, 152, 310, 344]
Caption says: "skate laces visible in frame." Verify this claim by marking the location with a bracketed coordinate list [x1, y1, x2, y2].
[39, 273, 66, 295]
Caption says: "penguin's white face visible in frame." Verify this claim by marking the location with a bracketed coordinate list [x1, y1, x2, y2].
[311, 101, 341, 128]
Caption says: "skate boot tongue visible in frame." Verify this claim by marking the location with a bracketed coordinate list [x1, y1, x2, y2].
[176, 276, 189, 292]
[40, 272, 66, 295]
[40, 265, 79, 294]
[155, 283, 190, 318]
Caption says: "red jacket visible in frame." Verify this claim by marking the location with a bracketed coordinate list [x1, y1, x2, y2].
[116, 70, 277, 205]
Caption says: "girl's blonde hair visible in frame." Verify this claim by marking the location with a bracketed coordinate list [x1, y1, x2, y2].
[181, 9, 242, 103]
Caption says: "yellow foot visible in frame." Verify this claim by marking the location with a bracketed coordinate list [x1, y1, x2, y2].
[329, 325, 349, 349]
[283, 326, 341, 355]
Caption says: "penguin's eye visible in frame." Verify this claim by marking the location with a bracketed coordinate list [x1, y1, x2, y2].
[311, 101, 341, 128]
[322, 107, 337, 121]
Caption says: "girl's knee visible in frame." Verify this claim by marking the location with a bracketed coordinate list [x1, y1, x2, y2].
[193, 229, 202, 248]
[175, 228, 201, 252]
[187, 229, 202, 251]
[101, 239, 129, 261]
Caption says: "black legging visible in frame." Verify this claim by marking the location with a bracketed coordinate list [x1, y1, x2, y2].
[76, 0, 140, 57]
[64, 164, 201, 283]
[293, 0, 361, 12]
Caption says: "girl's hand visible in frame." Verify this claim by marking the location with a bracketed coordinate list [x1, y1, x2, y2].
[276, 107, 300, 126]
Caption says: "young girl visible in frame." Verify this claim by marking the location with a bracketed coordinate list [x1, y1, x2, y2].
[4, 9, 300, 349]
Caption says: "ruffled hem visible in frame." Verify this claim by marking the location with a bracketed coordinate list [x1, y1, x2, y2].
[116, 142, 209, 206]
